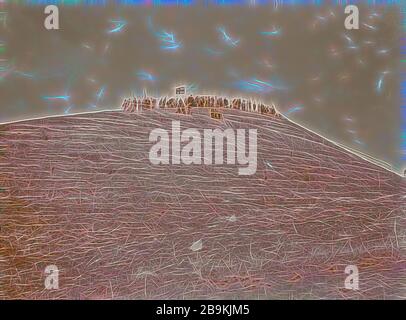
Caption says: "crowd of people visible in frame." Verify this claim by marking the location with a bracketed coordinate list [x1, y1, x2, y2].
[121, 95, 279, 117]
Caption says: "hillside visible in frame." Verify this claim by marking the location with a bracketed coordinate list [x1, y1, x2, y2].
[0, 107, 404, 299]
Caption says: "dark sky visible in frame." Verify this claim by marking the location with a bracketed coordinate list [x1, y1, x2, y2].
[0, 4, 403, 172]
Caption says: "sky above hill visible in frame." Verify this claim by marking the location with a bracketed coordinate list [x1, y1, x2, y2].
[0, 4, 403, 171]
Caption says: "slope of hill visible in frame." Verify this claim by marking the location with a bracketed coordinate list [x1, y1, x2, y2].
[0, 107, 404, 299]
